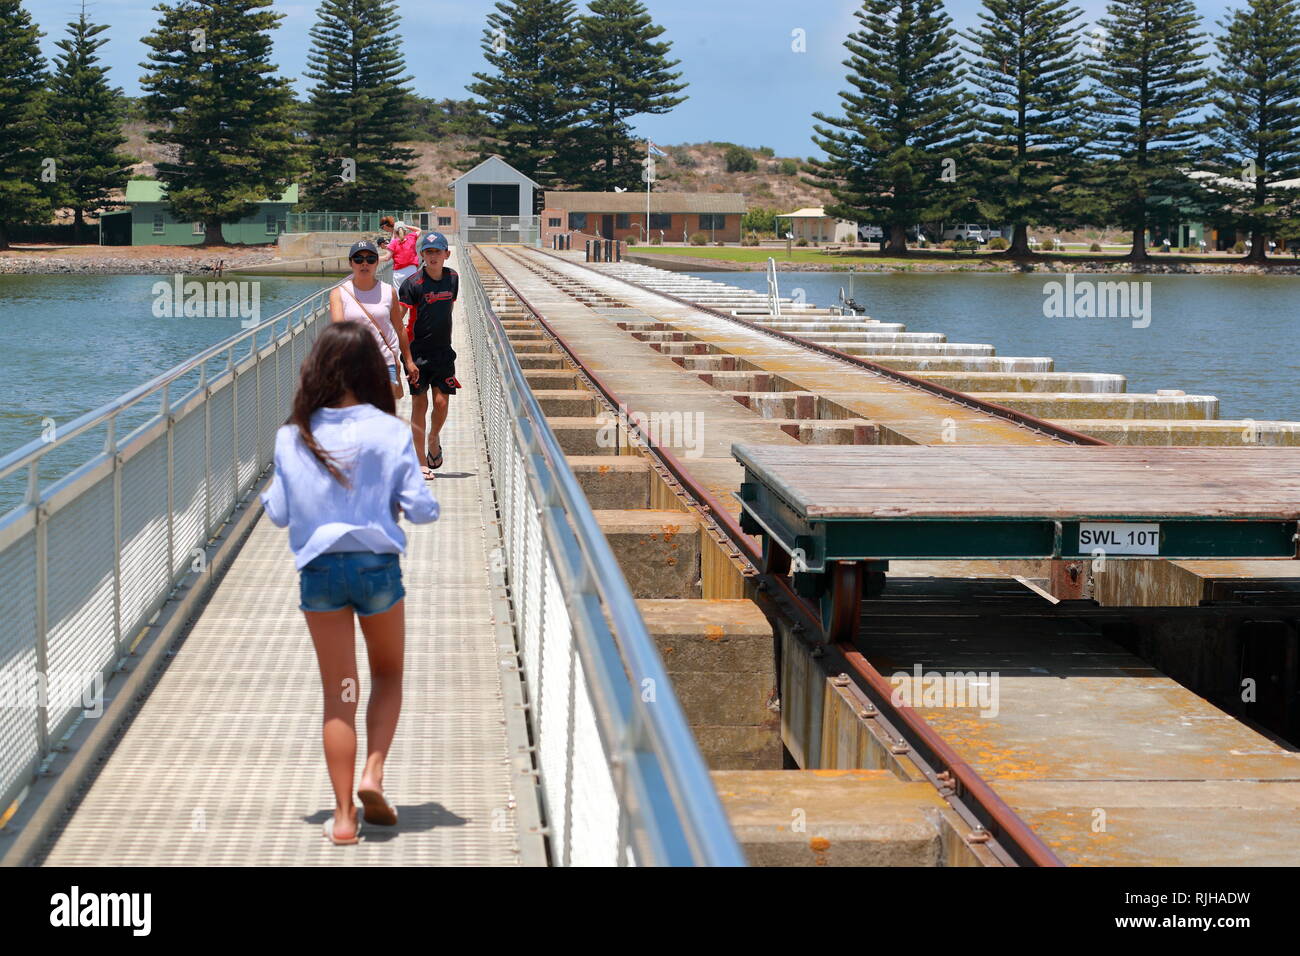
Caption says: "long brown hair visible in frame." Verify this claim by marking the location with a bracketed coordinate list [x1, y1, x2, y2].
[288, 321, 396, 486]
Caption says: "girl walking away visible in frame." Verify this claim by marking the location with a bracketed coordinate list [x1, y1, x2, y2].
[261, 322, 439, 846]
[331, 240, 419, 400]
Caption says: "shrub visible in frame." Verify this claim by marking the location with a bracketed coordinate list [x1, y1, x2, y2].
[690, 231, 708, 245]
[742, 234, 760, 247]
[1181, 245, 1198, 254]
[724, 145, 758, 173]
[757, 145, 775, 158]
[795, 237, 809, 247]
[1090, 241, 1103, 252]
[779, 158, 799, 176]
[742, 206, 776, 234]
[1232, 240, 1246, 254]
[988, 236, 1009, 250]
[650, 236, 662, 245]
[668, 146, 696, 169]
[716, 240, 726, 247]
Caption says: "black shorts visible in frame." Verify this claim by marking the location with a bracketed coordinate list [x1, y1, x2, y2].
[411, 345, 459, 396]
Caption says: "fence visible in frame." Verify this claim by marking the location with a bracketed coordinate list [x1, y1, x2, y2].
[461, 215, 539, 246]
[461, 246, 744, 866]
[0, 267, 388, 820]
[285, 210, 428, 234]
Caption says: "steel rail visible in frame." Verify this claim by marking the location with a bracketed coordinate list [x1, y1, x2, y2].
[533, 247, 1110, 448]
[481, 245, 1065, 867]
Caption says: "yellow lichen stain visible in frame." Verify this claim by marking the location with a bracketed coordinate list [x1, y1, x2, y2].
[809, 836, 831, 865]
[705, 624, 725, 641]
[660, 523, 681, 543]
[597, 464, 612, 474]
[665, 556, 677, 566]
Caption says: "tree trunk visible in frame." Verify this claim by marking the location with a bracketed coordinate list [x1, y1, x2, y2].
[0, 222, 9, 251]
[1245, 228, 1267, 262]
[202, 220, 224, 246]
[886, 223, 908, 255]
[1127, 225, 1149, 262]
[72, 206, 85, 244]
[1003, 223, 1034, 258]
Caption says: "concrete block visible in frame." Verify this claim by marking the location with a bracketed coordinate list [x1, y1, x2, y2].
[1062, 419, 1300, 447]
[533, 389, 600, 417]
[711, 770, 945, 866]
[547, 417, 620, 456]
[594, 510, 702, 598]
[567, 455, 651, 509]
[915, 371, 1126, 394]
[981, 393, 1220, 420]
[522, 368, 581, 390]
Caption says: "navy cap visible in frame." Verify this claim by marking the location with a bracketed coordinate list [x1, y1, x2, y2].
[348, 239, 379, 258]
[417, 232, 449, 252]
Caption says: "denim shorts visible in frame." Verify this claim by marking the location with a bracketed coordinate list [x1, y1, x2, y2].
[299, 551, 405, 616]
[386, 364, 398, 384]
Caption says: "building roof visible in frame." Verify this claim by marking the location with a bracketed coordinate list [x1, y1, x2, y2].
[546, 191, 746, 214]
[450, 155, 542, 188]
[777, 206, 833, 219]
[124, 180, 298, 204]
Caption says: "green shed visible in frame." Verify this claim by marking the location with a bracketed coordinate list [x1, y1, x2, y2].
[123, 180, 298, 245]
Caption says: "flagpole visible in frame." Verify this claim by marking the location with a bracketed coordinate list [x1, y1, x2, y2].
[646, 140, 651, 244]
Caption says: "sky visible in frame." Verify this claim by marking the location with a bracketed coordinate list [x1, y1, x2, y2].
[27, 0, 1241, 160]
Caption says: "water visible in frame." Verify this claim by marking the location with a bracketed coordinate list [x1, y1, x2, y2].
[700, 271, 1300, 422]
[0, 273, 334, 513]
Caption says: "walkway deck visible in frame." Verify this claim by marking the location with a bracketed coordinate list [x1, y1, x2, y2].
[36, 252, 543, 866]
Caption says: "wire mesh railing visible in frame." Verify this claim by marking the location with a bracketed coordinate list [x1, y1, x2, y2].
[0, 267, 389, 819]
[461, 245, 744, 867]
[285, 210, 428, 235]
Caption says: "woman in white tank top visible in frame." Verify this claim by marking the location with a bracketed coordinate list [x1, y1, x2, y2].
[329, 241, 418, 398]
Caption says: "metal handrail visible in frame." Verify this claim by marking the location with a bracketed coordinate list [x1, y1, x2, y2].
[462, 247, 745, 866]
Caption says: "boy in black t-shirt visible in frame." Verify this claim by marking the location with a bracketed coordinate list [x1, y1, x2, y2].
[398, 232, 459, 477]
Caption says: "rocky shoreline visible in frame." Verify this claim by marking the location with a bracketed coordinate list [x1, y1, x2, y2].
[0, 249, 278, 275]
[628, 251, 1300, 275]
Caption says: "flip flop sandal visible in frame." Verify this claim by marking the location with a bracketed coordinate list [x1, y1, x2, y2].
[357, 787, 399, 826]
[426, 448, 443, 471]
[323, 812, 363, 845]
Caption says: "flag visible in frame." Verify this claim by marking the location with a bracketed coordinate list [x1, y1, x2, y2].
[647, 141, 667, 158]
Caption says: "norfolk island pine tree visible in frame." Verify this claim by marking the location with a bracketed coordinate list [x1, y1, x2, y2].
[464, 0, 589, 192]
[962, 0, 1087, 258]
[139, 0, 301, 247]
[47, 5, 136, 243]
[804, 0, 975, 256]
[572, 0, 688, 193]
[1082, 0, 1209, 261]
[1201, 0, 1300, 262]
[0, 0, 50, 250]
[301, 0, 418, 211]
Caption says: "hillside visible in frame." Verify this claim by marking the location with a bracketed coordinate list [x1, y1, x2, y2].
[118, 122, 831, 215]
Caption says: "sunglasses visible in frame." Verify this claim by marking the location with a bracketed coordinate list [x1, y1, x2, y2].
[351, 254, 378, 264]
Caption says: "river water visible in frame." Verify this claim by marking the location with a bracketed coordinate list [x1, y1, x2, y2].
[0, 273, 333, 513]
[704, 271, 1300, 423]
[2, 269, 1297, 513]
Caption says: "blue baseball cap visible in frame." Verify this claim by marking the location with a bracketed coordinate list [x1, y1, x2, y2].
[417, 232, 449, 252]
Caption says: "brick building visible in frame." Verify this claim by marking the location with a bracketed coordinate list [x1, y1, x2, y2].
[542, 191, 746, 245]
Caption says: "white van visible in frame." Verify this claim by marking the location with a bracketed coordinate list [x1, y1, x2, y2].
[942, 223, 993, 243]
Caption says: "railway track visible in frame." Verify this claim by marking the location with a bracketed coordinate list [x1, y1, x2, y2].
[470, 243, 1300, 867]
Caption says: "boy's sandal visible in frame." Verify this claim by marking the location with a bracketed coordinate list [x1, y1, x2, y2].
[426, 447, 443, 471]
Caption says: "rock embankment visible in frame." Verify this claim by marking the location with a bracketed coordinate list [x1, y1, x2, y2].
[0, 245, 278, 275]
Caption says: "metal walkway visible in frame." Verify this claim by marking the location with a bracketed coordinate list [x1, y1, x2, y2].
[37, 259, 541, 866]
[0, 245, 742, 867]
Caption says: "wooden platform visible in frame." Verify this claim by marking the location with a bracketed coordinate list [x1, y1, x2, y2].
[735, 445, 1300, 565]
